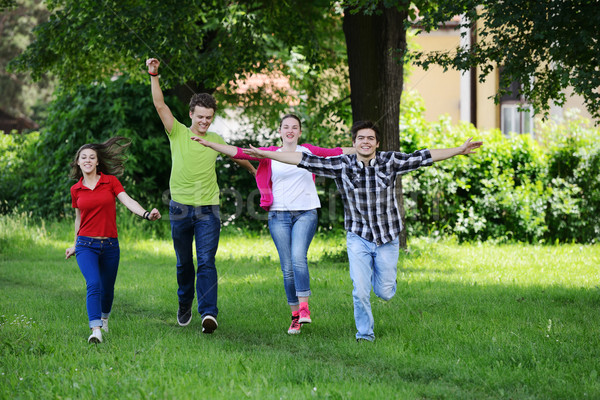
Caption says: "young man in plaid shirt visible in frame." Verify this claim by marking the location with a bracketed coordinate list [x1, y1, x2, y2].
[244, 120, 483, 341]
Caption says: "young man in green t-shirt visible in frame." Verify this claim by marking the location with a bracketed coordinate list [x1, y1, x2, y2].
[146, 58, 255, 333]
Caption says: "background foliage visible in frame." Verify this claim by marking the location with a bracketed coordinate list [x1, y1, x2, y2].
[0, 77, 179, 218]
[2, 88, 599, 243]
[400, 92, 600, 243]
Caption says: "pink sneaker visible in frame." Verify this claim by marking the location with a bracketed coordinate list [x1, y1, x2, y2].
[298, 302, 311, 324]
[288, 314, 301, 334]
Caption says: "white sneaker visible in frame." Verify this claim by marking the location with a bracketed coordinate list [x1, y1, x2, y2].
[88, 329, 103, 343]
[101, 318, 109, 333]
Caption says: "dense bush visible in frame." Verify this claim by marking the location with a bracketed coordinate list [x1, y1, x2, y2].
[2, 83, 599, 243]
[0, 77, 284, 233]
[0, 78, 182, 220]
[0, 131, 40, 215]
[400, 96, 600, 243]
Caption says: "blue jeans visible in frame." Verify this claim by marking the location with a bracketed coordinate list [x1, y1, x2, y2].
[75, 236, 120, 329]
[170, 200, 220, 318]
[346, 232, 399, 341]
[268, 209, 318, 305]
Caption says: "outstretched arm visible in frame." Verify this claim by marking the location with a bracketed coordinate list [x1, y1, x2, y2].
[430, 138, 483, 162]
[146, 58, 175, 133]
[243, 145, 303, 165]
[191, 136, 256, 175]
[117, 192, 161, 221]
[191, 136, 238, 157]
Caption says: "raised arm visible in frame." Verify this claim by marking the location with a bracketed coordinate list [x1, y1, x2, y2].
[429, 137, 483, 162]
[243, 145, 303, 165]
[117, 192, 161, 221]
[146, 58, 175, 133]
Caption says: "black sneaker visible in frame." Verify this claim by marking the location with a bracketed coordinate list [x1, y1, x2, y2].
[177, 303, 192, 326]
[201, 315, 218, 334]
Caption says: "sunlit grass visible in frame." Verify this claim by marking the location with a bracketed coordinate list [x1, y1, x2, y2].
[1, 213, 599, 399]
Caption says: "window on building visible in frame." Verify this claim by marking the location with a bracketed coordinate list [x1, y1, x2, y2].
[501, 103, 533, 135]
[499, 69, 534, 135]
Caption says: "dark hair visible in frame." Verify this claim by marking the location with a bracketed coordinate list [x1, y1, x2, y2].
[351, 120, 380, 143]
[69, 136, 132, 180]
[189, 93, 217, 114]
[279, 114, 302, 130]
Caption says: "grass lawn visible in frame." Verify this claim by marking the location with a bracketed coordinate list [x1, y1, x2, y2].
[1, 213, 599, 399]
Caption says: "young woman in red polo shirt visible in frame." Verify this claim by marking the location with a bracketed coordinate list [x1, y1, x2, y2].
[65, 137, 161, 344]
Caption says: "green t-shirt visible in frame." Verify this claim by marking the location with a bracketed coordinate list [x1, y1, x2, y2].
[167, 119, 226, 206]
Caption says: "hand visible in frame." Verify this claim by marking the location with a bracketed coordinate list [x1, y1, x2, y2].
[146, 58, 160, 75]
[147, 208, 161, 221]
[65, 247, 75, 260]
[190, 136, 210, 147]
[243, 145, 267, 159]
[458, 137, 483, 155]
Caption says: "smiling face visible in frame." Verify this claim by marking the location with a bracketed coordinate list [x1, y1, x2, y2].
[77, 148, 99, 175]
[189, 106, 215, 135]
[353, 128, 379, 161]
[279, 116, 301, 146]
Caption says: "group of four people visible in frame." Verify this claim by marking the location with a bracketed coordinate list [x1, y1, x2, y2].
[65, 58, 482, 344]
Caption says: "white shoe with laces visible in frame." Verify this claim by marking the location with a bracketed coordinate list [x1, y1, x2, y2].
[101, 318, 109, 333]
[88, 328, 103, 344]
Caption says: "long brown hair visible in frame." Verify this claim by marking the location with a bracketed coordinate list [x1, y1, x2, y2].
[69, 136, 131, 180]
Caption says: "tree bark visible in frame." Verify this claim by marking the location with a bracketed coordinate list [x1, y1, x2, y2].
[343, 4, 409, 248]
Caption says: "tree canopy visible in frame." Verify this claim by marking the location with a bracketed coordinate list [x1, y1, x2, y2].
[8, 0, 354, 139]
[9, 1, 342, 92]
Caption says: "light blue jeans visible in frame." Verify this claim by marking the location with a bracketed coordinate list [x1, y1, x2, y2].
[268, 209, 318, 305]
[346, 232, 399, 341]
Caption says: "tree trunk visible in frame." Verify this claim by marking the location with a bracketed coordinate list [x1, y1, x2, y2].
[343, 4, 409, 248]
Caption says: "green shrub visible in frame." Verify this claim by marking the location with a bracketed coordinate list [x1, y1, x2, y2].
[0, 131, 40, 214]
[1, 77, 184, 221]
[401, 94, 599, 243]
[4, 85, 600, 242]
[538, 112, 600, 242]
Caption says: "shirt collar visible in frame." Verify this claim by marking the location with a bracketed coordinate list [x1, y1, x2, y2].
[73, 173, 109, 190]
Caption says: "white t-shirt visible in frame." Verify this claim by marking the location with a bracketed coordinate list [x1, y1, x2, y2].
[270, 146, 321, 211]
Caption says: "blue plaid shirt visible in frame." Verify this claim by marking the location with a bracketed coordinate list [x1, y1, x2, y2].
[298, 150, 433, 245]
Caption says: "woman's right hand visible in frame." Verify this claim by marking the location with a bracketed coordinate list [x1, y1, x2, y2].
[65, 247, 75, 260]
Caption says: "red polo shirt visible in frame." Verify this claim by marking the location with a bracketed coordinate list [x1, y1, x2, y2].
[71, 173, 125, 238]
